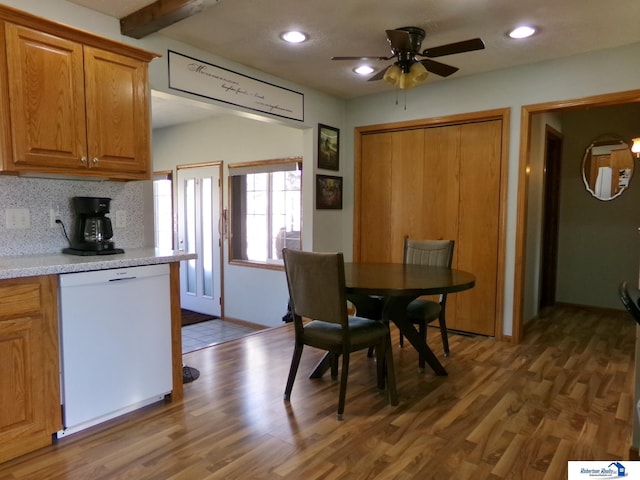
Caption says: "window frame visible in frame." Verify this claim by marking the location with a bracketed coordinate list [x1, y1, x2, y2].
[228, 157, 302, 270]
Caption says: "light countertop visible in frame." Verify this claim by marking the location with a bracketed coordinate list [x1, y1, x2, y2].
[0, 248, 197, 279]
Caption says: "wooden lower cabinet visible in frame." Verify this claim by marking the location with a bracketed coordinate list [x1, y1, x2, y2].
[0, 275, 61, 464]
[355, 118, 504, 337]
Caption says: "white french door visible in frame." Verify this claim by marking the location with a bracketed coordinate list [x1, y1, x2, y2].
[177, 163, 222, 316]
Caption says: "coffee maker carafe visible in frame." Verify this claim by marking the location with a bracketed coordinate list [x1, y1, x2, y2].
[63, 197, 124, 255]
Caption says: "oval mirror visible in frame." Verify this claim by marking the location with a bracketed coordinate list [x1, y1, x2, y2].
[582, 136, 634, 201]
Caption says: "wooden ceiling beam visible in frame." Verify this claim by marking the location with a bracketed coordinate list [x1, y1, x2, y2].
[120, 0, 204, 39]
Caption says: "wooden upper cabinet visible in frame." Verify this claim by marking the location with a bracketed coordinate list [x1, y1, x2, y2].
[5, 24, 87, 171]
[0, 5, 158, 180]
[84, 46, 150, 176]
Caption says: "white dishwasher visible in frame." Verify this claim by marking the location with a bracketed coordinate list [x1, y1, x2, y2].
[57, 263, 173, 437]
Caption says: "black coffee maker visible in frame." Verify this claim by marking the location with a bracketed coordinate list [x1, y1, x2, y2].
[62, 197, 124, 255]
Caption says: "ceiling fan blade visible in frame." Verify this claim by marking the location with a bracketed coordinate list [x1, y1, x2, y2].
[367, 66, 390, 82]
[331, 55, 392, 61]
[422, 38, 485, 58]
[420, 59, 459, 77]
[385, 29, 413, 51]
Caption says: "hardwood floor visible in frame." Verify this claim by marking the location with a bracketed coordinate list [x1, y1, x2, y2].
[0, 306, 635, 479]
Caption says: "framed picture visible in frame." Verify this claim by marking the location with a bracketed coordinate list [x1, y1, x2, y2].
[318, 123, 339, 171]
[316, 174, 343, 210]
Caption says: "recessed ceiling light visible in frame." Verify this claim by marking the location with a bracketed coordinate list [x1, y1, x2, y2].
[280, 31, 308, 44]
[508, 25, 536, 39]
[353, 65, 374, 76]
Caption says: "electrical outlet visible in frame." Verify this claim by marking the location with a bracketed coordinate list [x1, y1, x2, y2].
[49, 208, 61, 228]
[6, 208, 30, 229]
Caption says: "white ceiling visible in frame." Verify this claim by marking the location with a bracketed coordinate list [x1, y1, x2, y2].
[67, 0, 640, 127]
[150, 90, 227, 129]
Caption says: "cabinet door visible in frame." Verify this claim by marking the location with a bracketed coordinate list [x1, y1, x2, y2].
[454, 120, 502, 336]
[5, 23, 87, 170]
[357, 130, 425, 263]
[358, 132, 394, 262]
[356, 119, 503, 336]
[0, 276, 61, 464]
[390, 129, 425, 263]
[84, 46, 150, 178]
[421, 125, 460, 242]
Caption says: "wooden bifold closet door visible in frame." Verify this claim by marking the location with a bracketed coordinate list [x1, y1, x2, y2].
[356, 119, 502, 336]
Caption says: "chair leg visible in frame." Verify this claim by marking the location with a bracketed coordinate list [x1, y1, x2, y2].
[384, 334, 398, 406]
[375, 340, 386, 390]
[284, 342, 303, 401]
[337, 352, 350, 420]
[439, 313, 450, 357]
[418, 321, 426, 372]
[330, 352, 340, 380]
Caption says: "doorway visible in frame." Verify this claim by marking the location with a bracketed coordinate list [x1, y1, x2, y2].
[514, 89, 640, 341]
[177, 162, 223, 317]
[539, 126, 563, 310]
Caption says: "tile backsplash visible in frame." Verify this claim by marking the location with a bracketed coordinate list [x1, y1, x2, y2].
[0, 176, 147, 256]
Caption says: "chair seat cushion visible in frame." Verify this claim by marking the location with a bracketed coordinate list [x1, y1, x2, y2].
[406, 299, 441, 323]
[304, 316, 388, 346]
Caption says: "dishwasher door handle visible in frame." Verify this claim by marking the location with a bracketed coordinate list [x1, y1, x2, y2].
[108, 276, 137, 282]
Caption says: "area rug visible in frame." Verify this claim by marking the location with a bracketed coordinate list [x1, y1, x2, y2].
[181, 309, 218, 327]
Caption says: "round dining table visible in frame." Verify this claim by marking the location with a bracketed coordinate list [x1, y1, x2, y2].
[310, 262, 476, 378]
[344, 263, 476, 298]
[310, 262, 475, 378]
[347, 263, 475, 375]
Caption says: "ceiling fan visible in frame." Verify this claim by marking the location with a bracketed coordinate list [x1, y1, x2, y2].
[332, 27, 485, 89]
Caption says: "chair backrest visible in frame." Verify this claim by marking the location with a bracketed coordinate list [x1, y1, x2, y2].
[619, 281, 640, 324]
[282, 249, 348, 327]
[404, 238, 455, 268]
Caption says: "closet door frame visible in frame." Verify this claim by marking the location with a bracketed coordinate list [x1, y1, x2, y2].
[353, 108, 510, 340]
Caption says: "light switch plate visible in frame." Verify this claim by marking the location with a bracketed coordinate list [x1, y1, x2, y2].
[115, 210, 127, 228]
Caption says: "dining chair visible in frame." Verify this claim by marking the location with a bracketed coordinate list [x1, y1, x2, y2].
[403, 238, 455, 368]
[282, 248, 397, 420]
[618, 280, 640, 324]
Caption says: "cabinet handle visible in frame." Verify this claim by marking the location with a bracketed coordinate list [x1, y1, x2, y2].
[92, 157, 100, 165]
[80, 156, 87, 165]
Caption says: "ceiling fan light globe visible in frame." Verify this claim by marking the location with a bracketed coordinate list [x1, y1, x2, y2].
[383, 65, 402, 85]
[399, 72, 418, 89]
[410, 62, 429, 83]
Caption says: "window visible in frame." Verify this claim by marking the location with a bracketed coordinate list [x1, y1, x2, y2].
[229, 158, 302, 267]
[153, 171, 174, 251]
